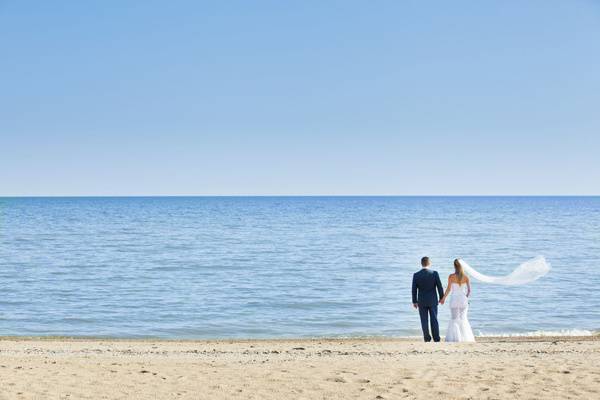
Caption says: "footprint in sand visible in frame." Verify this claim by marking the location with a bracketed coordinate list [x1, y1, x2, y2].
[339, 370, 357, 375]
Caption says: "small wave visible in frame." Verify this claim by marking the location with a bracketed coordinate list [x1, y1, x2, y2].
[476, 329, 596, 337]
[308, 330, 598, 339]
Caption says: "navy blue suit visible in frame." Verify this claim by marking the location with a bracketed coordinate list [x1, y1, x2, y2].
[412, 268, 444, 342]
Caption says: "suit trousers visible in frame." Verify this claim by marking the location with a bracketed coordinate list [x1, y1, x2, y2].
[418, 303, 440, 342]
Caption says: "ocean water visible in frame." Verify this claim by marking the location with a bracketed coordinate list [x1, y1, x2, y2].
[0, 196, 598, 339]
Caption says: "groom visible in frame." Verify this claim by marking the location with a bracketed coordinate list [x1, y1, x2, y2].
[412, 256, 444, 342]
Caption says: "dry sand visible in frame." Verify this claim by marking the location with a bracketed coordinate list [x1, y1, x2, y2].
[0, 336, 598, 399]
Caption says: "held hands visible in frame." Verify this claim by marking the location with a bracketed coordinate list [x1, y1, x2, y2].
[412, 303, 418, 309]
[439, 297, 445, 305]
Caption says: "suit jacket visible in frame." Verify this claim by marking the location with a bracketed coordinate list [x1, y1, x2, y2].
[412, 268, 444, 307]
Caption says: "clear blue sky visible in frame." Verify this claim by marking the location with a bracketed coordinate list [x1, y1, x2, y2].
[1, 1, 599, 195]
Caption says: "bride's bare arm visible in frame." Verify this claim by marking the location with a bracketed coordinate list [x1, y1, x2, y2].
[466, 276, 471, 297]
[440, 275, 453, 304]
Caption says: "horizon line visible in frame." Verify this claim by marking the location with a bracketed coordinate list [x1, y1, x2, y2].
[1, 194, 599, 198]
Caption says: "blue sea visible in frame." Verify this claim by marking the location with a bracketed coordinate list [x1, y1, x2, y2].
[0, 197, 598, 339]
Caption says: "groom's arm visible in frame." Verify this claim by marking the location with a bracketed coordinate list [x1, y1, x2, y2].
[412, 274, 418, 307]
[435, 271, 444, 300]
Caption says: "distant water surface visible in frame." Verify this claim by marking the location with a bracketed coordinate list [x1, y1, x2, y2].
[0, 196, 598, 338]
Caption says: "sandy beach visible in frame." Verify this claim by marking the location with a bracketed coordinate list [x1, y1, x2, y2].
[0, 336, 598, 399]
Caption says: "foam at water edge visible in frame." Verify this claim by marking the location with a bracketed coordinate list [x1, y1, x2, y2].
[476, 329, 596, 337]
[306, 330, 598, 339]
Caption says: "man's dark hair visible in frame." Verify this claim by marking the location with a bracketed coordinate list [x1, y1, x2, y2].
[421, 257, 430, 267]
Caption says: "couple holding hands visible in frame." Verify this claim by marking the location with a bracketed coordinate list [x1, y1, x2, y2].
[412, 256, 475, 343]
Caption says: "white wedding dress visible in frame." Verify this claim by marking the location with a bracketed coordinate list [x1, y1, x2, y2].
[445, 282, 475, 342]
[441, 257, 551, 342]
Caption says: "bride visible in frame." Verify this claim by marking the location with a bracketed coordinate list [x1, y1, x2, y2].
[440, 259, 475, 342]
[438, 256, 550, 342]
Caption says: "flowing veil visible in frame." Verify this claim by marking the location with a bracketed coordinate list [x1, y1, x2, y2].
[458, 256, 551, 285]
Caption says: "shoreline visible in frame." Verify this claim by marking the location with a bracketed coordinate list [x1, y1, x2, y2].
[1, 336, 598, 399]
[0, 334, 597, 343]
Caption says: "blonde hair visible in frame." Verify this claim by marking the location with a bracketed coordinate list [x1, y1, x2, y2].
[453, 259, 467, 283]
